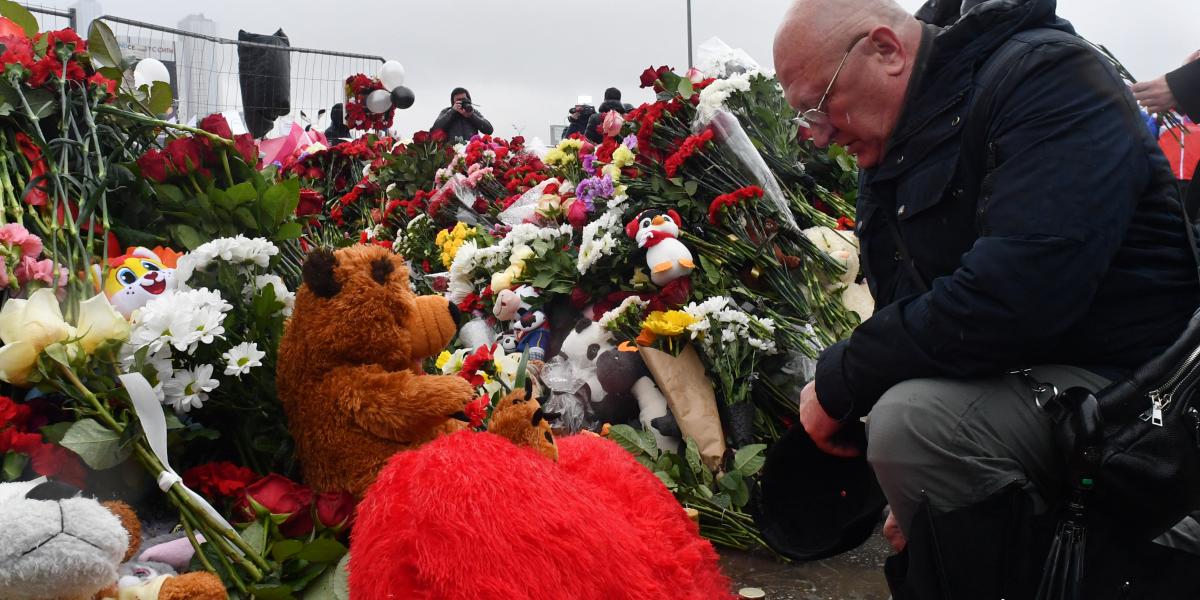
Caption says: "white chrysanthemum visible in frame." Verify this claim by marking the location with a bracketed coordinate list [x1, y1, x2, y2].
[175, 236, 280, 285]
[578, 209, 624, 275]
[129, 288, 232, 355]
[243, 274, 295, 317]
[163, 363, 219, 413]
[222, 342, 266, 378]
[697, 73, 753, 125]
[597, 296, 649, 330]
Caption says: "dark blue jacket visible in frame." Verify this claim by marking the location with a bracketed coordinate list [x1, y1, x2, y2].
[815, 0, 1200, 421]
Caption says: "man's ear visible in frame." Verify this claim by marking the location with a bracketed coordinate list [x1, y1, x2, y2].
[303, 248, 341, 298]
[867, 25, 908, 76]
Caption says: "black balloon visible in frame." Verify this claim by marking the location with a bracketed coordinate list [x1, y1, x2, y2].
[390, 86, 415, 110]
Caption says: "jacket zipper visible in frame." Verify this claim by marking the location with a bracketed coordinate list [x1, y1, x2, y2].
[1144, 344, 1200, 426]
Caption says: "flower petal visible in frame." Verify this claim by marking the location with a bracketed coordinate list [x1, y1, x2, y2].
[0, 340, 38, 385]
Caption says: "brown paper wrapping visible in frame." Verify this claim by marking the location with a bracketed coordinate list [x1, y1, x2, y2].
[639, 345, 727, 471]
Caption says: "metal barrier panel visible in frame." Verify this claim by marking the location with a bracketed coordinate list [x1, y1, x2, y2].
[94, 14, 384, 136]
[20, 3, 75, 31]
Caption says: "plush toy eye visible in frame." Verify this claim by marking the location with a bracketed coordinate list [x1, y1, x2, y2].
[141, 261, 161, 272]
[665, 215, 676, 226]
[640, 218, 651, 229]
[118, 268, 137, 285]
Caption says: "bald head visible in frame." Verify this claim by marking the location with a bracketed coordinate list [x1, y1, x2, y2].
[773, 0, 923, 168]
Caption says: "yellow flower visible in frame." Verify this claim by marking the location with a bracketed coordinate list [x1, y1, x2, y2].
[557, 139, 583, 152]
[543, 148, 566, 165]
[0, 289, 77, 385]
[602, 164, 621, 182]
[642, 310, 698, 337]
[613, 145, 635, 169]
[435, 350, 452, 370]
[77, 293, 130, 354]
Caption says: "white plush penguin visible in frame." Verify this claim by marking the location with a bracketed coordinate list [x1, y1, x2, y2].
[625, 209, 695, 287]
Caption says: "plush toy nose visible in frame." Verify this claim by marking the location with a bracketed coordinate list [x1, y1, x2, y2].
[652, 215, 665, 226]
[408, 295, 460, 359]
[144, 271, 160, 282]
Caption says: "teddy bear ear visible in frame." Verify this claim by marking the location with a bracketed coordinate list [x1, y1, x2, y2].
[303, 248, 341, 298]
[370, 255, 395, 285]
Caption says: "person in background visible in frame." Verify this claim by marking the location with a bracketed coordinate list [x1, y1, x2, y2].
[585, 87, 630, 143]
[432, 87, 494, 141]
[324, 103, 351, 144]
[1134, 50, 1200, 213]
[563, 104, 595, 140]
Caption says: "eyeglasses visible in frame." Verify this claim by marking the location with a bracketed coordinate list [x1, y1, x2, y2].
[793, 33, 870, 130]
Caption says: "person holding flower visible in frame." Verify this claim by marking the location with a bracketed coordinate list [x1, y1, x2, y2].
[775, 0, 1200, 595]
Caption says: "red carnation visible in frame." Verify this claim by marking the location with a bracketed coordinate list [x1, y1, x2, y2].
[707, 185, 763, 225]
[137, 148, 173, 183]
[464, 394, 489, 428]
[183, 461, 259, 500]
[198, 114, 233, 140]
[0, 34, 34, 71]
[0, 396, 31, 428]
[836, 216, 856, 231]
[315, 491, 356, 531]
[40, 28, 84, 52]
[0, 428, 41, 453]
[87, 72, 117, 98]
[28, 55, 85, 87]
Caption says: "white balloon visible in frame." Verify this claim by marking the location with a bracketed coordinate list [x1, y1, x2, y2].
[378, 60, 406, 89]
[365, 89, 393, 114]
[133, 58, 170, 89]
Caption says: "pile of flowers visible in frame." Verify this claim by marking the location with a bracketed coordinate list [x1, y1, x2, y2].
[343, 74, 392, 131]
[435, 343, 525, 428]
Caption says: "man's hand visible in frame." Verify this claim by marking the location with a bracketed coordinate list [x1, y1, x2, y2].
[1132, 76, 1178, 115]
[1187, 50, 1200, 65]
[882, 510, 907, 553]
[799, 381, 861, 457]
[453, 101, 471, 118]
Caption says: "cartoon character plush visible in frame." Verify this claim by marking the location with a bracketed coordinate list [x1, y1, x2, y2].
[92, 247, 182, 318]
[277, 245, 556, 498]
[350, 418, 733, 599]
[0, 479, 225, 600]
[494, 285, 550, 361]
[625, 209, 695, 287]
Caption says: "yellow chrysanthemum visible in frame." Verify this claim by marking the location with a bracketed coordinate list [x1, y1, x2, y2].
[544, 149, 567, 165]
[557, 139, 583, 152]
[642, 311, 698, 337]
[435, 351, 452, 370]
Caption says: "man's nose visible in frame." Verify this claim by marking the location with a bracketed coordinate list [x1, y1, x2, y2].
[809, 123, 835, 148]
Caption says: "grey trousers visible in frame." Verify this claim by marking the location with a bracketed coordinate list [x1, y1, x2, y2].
[865, 365, 1108, 534]
[866, 365, 1200, 553]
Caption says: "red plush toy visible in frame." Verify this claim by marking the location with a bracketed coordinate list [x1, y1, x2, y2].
[350, 430, 733, 599]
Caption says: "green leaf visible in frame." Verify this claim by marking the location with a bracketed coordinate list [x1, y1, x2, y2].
[710, 492, 732, 510]
[295, 538, 348, 563]
[226, 181, 258, 206]
[248, 584, 296, 600]
[87, 20, 124, 70]
[59, 419, 131, 470]
[654, 471, 679, 491]
[695, 484, 714, 499]
[39, 421, 72, 443]
[163, 411, 185, 431]
[239, 520, 268, 556]
[261, 179, 299, 225]
[676, 77, 695, 99]
[3, 452, 27, 481]
[298, 553, 349, 600]
[730, 475, 750, 508]
[271, 539, 304, 561]
[0, 1, 38, 37]
[274, 222, 303, 242]
[684, 438, 704, 476]
[156, 184, 186, 208]
[146, 80, 173, 115]
[170, 224, 204, 250]
[732, 444, 768, 477]
[608, 424, 657, 458]
[42, 342, 73, 369]
[234, 207, 259, 230]
[684, 180, 699, 197]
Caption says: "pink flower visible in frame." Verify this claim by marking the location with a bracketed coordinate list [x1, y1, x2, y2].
[685, 67, 705, 84]
[14, 256, 54, 285]
[0, 262, 9, 289]
[601, 110, 624, 139]
[0, 224, 42, 258]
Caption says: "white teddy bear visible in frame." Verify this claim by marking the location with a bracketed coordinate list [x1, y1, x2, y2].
[803, 226, 874, 321]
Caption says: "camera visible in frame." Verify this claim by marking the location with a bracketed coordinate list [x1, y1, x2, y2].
[459, 99, 472, 111]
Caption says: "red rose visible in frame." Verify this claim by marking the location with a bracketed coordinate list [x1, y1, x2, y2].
[315, 491, 356, 531]
[651, 276, 692, 311]
[137, 148, 173, 183]
[183, 461, 259, 500]
[297, 188, 325, 217]
[245, 474, 315, 538]
[412, 130, 431, 144]
[234, 133, 259, 167]
[569, 287, 591, 310]
[165, 137, 207, 175]
[639, 66, 661, 88]
[567, 199, 590, 228]
[29, 442, 87, 488]
[198, 114, 233, 139]
[431, 129, 448, 143]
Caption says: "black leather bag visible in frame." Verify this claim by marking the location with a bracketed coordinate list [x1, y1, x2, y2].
[1047, 182, 1200, 540]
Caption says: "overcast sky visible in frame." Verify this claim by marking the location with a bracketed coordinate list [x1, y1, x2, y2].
[65, 0, 1198, 141]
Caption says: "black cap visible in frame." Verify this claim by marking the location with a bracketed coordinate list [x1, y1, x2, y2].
[753, 423, 887, 561]
[604, 87, 621, 101]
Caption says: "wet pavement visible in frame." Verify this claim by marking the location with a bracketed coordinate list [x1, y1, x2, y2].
[719, 530, 892, 600]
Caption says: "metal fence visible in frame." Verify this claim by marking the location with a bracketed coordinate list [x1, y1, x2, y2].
[90, 14, 384, 136]
[20, 3, 75, 31]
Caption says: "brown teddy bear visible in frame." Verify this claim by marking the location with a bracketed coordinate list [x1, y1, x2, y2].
[277, 245, 556, 498]
[97, 501, 226, 600]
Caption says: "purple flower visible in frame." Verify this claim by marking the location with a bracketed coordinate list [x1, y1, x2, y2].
[582, 153, 596, 173]
[576, 175, 615, 207]
[622, 135, 637, 150]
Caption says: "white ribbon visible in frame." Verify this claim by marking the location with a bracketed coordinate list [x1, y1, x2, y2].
[119, 373, 238, 535]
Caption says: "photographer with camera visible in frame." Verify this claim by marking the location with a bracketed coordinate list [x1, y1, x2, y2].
[432, 87, 494, 141]
[563, 103, 595, 140]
